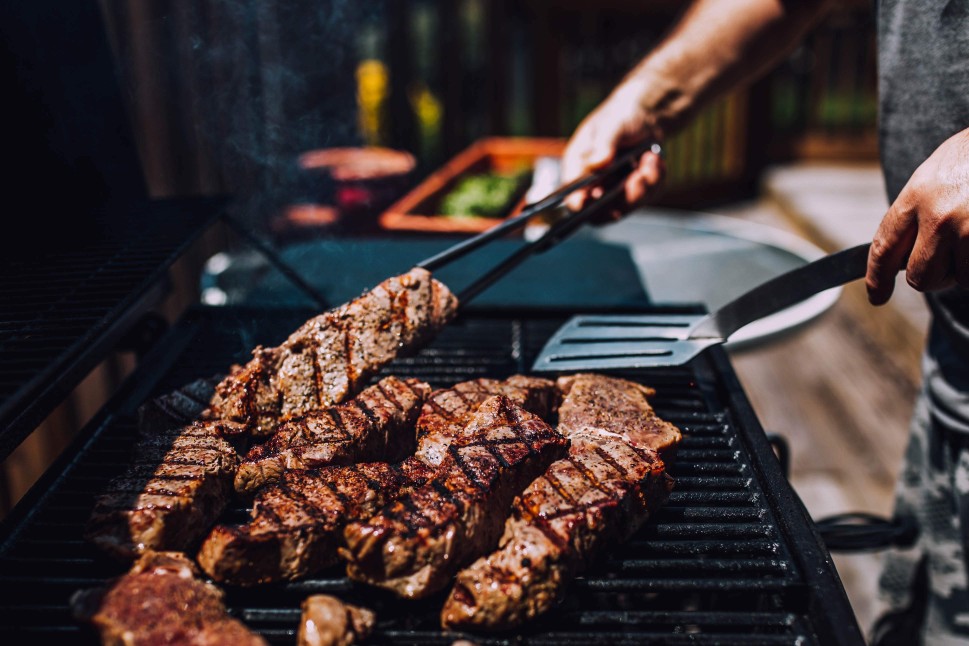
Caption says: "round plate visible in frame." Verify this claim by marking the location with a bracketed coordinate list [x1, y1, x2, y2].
[589, 208, 842, 349]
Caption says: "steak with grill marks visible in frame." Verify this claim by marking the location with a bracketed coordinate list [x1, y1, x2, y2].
[342, 395, 569, 599]
[198, 375, 556, 585]
[441, 375, 679, 631]
[415, 375, 559, 466]
[137, 376, 222, 435]
[86, 421, 241, 560]
[71, 551, 267, 645]
[234, 376, 431, 495]
[205, 268, 458, 438]
[556, 373, 681, 457]
[197, 458, 435, 585]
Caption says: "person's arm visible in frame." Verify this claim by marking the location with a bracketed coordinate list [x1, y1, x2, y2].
[866, 128, 969, 304]
[562, 0, 832, 210]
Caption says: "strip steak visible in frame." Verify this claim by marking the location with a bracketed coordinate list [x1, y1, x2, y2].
[441, 374, 679, 630]
[234, 376, 431, 495]
[199, 375, 556, 584]
[205, 268, 458, 437]
[415, 375, 559, 466]
[71, 551, 267, 645]
[86, 420, 240, 560]
[556, 373, 681, 457]
[342, 395, 569, 599]
[197, 458, 434, 585]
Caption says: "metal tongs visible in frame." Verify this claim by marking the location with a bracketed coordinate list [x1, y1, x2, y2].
[416, 142, 664, 304]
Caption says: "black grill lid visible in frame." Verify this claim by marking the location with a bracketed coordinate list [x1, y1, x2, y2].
[0, 307, 863, 645]
[0, 197, 224, 461]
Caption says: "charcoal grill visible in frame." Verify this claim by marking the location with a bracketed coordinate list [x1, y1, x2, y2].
[0, 304, 863, 645]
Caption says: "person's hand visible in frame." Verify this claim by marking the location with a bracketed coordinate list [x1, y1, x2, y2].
[560, 85, 666, 217]
[867, 128, 969, 305]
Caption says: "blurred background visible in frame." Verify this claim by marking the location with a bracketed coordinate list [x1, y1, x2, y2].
[4, 0, 915, 630]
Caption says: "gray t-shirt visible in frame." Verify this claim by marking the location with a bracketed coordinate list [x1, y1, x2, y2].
[879, 0, 969, 433]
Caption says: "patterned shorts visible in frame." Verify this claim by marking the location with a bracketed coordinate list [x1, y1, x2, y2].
[872, 388, 969, 645]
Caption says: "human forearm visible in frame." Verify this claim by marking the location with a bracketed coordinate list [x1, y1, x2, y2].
[619, 0, 832, 134]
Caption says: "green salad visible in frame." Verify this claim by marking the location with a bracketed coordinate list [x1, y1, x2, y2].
[439, 171, 529, 219]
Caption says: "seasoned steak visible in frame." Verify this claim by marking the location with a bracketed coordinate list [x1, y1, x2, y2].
[556, 373, 681, 457]
[235, 376, 431, 495]
[342, 396, 569, 599]
[206, 268, 458, 437]
[197, 458, 435, 586]
[71, 551, 267, 646]
[415, 375, 559, 466]
[86, 421, 240, 560]
[137, 376, 222, 435]
[298, 595, 375, 646]
[441, 375, 680, 630]
[441, 432, 672, 630]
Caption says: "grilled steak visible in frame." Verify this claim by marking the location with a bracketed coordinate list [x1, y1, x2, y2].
[206, 268, 458, 437]
[86, 421, 240, 560]
[441, 432, 672, 630]
[298, 595, 375, 646]
[556, 373, 681, 457]
[415, 375, 559, 466]
[342, 396, 569, 599]
[200, 376, 556, 584]
[137, 376, 221, 435]
[197, 458, 435, 585]
[71, 551, 267, 646]
[235, 376, 431, 495]
[441, 375, 680, 631]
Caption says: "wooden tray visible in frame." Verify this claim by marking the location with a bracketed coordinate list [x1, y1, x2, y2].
[379, 137, 566, 234]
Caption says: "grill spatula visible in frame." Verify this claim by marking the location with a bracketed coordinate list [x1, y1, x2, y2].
[531, 242, 871, 372]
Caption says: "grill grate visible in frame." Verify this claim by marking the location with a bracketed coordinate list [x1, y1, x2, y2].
[0, 307, 861, 645]
[0, 198, 224, 459]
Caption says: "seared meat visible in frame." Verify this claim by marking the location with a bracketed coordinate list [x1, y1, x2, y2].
[556, 373, 681, 457]
[441, 432, 672, 630]
[206, 269, 458, 437]
[235, 377, 431, 495]
[86, 421, 240, 560]
[71, 551, 267, 646]
[441, 375, 680, 631]
[415, 375, 559, 466]
[197, 458, 434, 585]
[137, 376, 221, 435]
[297, 595, 375, 646]
[342, 396, 569, 599]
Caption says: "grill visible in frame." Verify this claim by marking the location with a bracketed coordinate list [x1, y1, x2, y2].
[0, 197, 223, 459]
[0, 305, 862, 645]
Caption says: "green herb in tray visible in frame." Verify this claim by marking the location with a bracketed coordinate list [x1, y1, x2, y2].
[439, 171, 528, 219]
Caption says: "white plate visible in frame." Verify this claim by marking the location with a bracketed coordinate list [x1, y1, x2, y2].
[588, 208, 842, 350]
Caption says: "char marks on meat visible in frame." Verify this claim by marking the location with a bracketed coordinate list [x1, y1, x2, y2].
[86, 421, 240, 560]
[416, 375, 559, 466]
[441, 375, 680, 631]
[137, 376, 222, 435]
[235, 376, 431, 495]
[441, 432, 672, 630]
[297, 595, 375, 646]
[197, 458, 434, 586]
[71, 551, 267, 646]
[556, 373, 681, 457]
[206, 269, 458, 437]
[342, 396, 569, 599]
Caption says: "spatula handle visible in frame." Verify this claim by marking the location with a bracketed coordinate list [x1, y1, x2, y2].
[691, 243, 871, 340]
